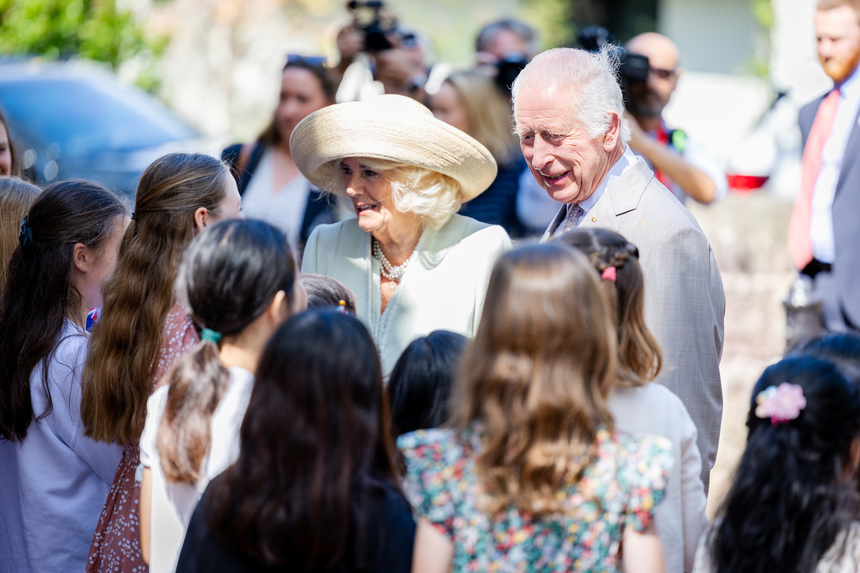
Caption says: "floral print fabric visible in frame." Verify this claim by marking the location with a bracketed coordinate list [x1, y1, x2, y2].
[399, 424, 673, 573]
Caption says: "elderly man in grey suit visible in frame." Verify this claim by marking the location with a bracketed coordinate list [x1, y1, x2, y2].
[788, 0, 860, 333]
[513, 47, 725, 490]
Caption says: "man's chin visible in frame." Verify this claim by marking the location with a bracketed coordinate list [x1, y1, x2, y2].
[821, 56, 860, 83]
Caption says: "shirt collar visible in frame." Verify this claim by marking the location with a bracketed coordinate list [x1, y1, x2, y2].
[576, 145, 636, 215]
[836, 64, 860, 100]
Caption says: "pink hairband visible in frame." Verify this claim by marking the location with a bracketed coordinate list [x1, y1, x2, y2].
[755, 382, 806, 426]
[601, 267, 617, 282]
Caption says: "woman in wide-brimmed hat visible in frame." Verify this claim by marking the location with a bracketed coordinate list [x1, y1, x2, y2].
[293, 94, 511, 372]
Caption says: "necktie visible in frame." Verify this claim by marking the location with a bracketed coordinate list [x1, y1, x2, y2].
[787, 88, 841, 270]
[559, 204, 585, 233]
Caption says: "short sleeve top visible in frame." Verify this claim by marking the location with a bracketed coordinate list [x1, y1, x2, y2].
[399, 424, 673, 572]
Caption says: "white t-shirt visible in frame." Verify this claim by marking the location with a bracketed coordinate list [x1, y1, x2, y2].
[0, 321, 123, 573]
[139, 366, 255, 572]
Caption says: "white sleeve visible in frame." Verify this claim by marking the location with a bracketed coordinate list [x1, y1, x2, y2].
[682, 136, 728, 202]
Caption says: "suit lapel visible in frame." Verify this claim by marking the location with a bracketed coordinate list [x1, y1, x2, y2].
[836, 106, 860, 195]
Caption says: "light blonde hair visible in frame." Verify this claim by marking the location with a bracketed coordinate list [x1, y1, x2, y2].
[335, 157, 463, 232]
[451, 242, 617, 516]
[443, 71, 520, 166]
[0, 177, 40, 290]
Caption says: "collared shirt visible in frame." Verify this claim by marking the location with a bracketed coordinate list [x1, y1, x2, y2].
[567, 145, 637, 223]
[811, 65, 860, 263]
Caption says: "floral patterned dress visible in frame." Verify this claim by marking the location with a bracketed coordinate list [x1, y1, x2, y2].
[87, 305, 199, 572]
[398, 424, 673, 573]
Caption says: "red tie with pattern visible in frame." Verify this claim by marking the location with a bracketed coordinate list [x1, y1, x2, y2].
[787, 88, 841, 270]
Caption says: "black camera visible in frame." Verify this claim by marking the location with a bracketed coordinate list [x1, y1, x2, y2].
[346, 0, 407, 53]
[577, 26, 649, 108]
[494, 52, 528, 96]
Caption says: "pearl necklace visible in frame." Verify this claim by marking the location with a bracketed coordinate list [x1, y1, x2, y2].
[372, 238, 414, 282]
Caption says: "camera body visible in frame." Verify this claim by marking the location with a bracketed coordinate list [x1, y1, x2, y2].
[346, 0, 411, 53]
[576, 26, 649, 107]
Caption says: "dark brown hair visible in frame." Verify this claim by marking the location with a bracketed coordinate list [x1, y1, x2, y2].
[205, 309, 402, 567]
[450, 242, 617, 516]
[158, 219, 298, 482]
[300, 272, 357, 313]
[0, 180, 127, 441]
[557, 227, 662, 385]
[82, 153, 230, 444]
[257, 60, 337, 148]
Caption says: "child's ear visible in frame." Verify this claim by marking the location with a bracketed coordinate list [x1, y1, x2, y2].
[73, 242, 89, 273]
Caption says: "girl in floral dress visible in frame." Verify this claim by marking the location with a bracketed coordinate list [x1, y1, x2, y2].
[80, 153, 242, 571]
[399, 243, 673, 573]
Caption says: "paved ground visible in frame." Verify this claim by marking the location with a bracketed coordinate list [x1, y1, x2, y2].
[688, 193, 796, 516]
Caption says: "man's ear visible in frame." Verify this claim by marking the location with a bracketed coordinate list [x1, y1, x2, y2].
[603, 111, 621, 151]
[194, 207, 208, 233]
[73, 242, 89, 273]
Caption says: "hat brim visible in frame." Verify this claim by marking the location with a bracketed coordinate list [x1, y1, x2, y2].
[290, 95, 498, 202]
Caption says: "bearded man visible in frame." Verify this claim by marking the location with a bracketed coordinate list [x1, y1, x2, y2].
[788, 0, 860, 332]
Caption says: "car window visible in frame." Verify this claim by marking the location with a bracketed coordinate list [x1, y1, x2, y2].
[0, 77, 196, 155]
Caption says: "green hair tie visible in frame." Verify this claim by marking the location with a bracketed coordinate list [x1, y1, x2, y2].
[201, 328, 222, 344]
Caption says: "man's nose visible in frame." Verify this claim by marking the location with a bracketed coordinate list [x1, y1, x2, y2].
[530, 138, 552, 170]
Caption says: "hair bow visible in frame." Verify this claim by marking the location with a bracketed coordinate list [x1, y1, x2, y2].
[19, 216, 33, 247]
[755, 382, 806, 426]
[601, 266, 617, 282]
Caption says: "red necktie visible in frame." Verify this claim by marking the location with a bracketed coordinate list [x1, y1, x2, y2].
[787, 88, 841, 270]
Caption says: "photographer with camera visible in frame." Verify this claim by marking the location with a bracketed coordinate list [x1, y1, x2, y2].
[334, 1, 430, 101]
[624, 32, 727, 205]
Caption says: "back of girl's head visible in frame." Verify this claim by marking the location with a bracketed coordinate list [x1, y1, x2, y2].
[207, 309, 399, 567]
[157, 219, 298, 482]
[790, 332, 860, 385]
[388, 330, 467, 436]
[452, 242, 617, 516]
[0, 177, 41, 289]
[711, 355, 860, 573]
[300, 272, 357, 313]
[443, 71, 520, 166]
[557, 227, 661, 384]
[0, 180, 126, 441]
[82, 152, 231, 444]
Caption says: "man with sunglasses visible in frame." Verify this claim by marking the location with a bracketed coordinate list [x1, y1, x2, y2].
[624, 32, 728, 206]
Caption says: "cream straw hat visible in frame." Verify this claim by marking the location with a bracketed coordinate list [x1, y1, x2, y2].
[290, 94, 498, 202]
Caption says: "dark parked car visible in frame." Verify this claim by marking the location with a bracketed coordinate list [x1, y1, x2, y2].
[0, 58, 201, 198]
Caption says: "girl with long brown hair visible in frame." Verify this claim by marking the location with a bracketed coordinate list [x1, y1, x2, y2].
[0, 177, 41, 290]
[560, 227, 707, 573]
[400, 242, 672, 573]
[0, 180, 128, 573]
[176, 309, 415, 572]
[81, 152, 242, 572]
[138, 219, 305, 570]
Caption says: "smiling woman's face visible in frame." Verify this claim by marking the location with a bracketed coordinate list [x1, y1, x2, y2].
[340, 157, 400, 236]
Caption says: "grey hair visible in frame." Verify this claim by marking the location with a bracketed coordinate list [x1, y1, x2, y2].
[511, 46, 631, 144]
[333, 158, 462, 232]
[475, 18, 538, 57]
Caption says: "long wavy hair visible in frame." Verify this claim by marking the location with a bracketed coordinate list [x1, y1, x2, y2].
[0, 180, 126, 442]
[157, 219, 298, 483]
[558, 227, 662, 385]
[708, 355, 860, 573]
[450, 242, 617, 516]
[0, 177, 41, 289]
[81, 153, 230, 444]
[205, 309, 402, 567]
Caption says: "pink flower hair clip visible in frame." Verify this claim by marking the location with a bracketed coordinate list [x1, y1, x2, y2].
[755, 382, 807, 426]
[601, 266, 617, 282]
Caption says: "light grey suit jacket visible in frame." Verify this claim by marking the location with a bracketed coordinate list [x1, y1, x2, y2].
[544, 156, 726, 491]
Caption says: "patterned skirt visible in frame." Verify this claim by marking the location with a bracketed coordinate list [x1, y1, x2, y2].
[86, 442, 148, 572]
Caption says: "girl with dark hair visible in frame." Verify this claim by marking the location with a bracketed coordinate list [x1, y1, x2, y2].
[138, 219, 305, 570]
[176, 309, 415, 572]
[401, 243, 672, 572]
[81, 152, 242, 572]
[559, 227, 706, 573]
[0, 180, 128, 572]
[221, 57, 339, 254]
[387, 330, 467, 436]
[694, 355, 860, 572]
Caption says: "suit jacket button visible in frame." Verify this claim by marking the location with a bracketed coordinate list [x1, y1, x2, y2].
[592, 216, 597, 222]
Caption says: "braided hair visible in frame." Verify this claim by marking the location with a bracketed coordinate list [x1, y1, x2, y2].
[557, 227, 662, 385]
